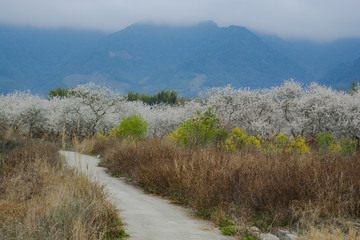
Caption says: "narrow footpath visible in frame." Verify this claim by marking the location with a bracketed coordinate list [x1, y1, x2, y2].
[61, 151, 234, 240]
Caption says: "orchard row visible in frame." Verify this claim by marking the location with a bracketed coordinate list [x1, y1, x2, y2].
[1, 80, 359, 143]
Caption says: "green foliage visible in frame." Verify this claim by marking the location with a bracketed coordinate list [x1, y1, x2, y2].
[242, 236, 255, 240]
[218, 219, 235, 228]
[170, 192, 190, 206]
[109, 115, 148, 141]
[317, 132, 357, 156]
[276, 133, 288, 152]
[194, 207, 218, 220]
[225, 129, 309, 155]
[251, 211, 273, 232]
[339, 137, 357, 156]
[218, 219, 238, 236]
[97, 131, 107, 141]
[350, 81, 359, 96]
[127, 89, 178, 105]
[48, 87, 75, 99]
[221, 225, 238, 236]
[168, 108, 228, 149]
[287, 135, 310, 155]
[105, 220, 129, 239]
[225, 128, 261, 151]
[97, 162, 105, 167]
[317, 132, 335, 153]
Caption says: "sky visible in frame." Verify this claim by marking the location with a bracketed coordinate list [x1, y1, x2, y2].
[0, 0, 360, 41]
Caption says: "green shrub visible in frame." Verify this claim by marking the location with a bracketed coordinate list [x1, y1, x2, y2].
[219, 219, 238, 236]
[339, 137, 357, 156]
[225, 128, 261, 151]
[168, 108, 228, 149]
[96, 131, 107, 140]
[287, 135, 310, 155]
[317, 132, 335, 154]
[225, 129, 309, 155]
[317, 132, 357, 156]
[109, 115, 148, 140]
[276, 133, 288, 153]
[221, 225, 237, 236]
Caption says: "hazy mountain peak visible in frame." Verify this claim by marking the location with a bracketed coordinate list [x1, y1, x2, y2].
[1, 23, 358, 95]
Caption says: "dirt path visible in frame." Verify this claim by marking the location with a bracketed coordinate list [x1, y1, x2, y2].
[61, 151, 234, 240]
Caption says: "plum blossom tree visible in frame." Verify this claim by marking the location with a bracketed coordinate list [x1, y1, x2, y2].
[0, 81, 359, 143]
[69, 83, 124, 136]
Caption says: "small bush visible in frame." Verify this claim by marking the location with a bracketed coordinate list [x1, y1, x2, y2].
[225, 129, 309, 155]
[168, 108, 228, 149]
[110, 114, 148, 140]
[221, 225, 238, 236]
[317, 132, 335, 154]
[317, 132, 357, 156]
[225, 128, 262, 151]
[287, 135, 310, 155]
[340, 137, 357, 156]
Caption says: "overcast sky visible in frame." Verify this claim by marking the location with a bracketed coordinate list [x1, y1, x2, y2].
[1, 0, 359, 41]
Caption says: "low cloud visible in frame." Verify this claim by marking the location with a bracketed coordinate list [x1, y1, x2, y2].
[1, 0, 360, 41]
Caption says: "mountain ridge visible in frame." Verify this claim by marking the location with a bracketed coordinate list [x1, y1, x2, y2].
[0, 22, 359, 95]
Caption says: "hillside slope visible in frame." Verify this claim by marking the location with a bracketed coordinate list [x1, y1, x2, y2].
[54, 22, 311, 95]
[320, 57, 360, 89]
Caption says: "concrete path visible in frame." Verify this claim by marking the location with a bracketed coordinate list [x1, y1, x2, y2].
[61, 151, 234, 240]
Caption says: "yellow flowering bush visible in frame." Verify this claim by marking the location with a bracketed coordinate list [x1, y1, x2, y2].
[287, 135, 310, 155]
[225, 128, 261, 152]
[226, 128, 310, 155]
[275, 133, 288, 153]
[329, 142, 341, 155]
[96, 131, 107, 141]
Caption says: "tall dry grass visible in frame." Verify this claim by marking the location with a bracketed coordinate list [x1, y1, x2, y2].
[101, 138, 360, 237]
[0, 137, 127, 240]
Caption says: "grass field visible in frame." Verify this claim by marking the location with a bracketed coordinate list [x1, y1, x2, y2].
[95, 137, 360, 239]
[0, 134, 127, 240]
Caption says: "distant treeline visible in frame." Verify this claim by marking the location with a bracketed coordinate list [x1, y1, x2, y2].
[48, 81, 359, 103]
[127, 90, 179, 105]
[48, 87, 188, 105]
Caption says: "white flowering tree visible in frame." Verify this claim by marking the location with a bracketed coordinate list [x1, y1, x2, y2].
[0, 91, 50, 136]
[69, 83, 125, 136]
[1, 80, 359, 143]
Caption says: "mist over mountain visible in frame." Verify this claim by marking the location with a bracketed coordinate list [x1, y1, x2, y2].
[319, 57, 360, 89]
[0, 25, 106, 94]
[1, 22, 359, 95]
[259, 34, 360, 81]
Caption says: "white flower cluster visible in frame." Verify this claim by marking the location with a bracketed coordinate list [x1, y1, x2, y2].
[0, 81, 359, 141]
[204, 80, 360, 141]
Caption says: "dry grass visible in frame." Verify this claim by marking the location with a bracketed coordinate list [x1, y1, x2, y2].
[0, 137, 127, 240]
[72, 136, 96, 154]
[100, 138, 360, 237]
[302, 227, 360, 240]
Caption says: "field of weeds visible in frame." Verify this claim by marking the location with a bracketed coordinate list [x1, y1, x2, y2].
[0, 134, 127, 240]
[97, 137, 360, 239]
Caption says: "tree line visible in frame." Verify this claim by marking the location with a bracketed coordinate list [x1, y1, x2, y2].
[49, 88, 183, 105]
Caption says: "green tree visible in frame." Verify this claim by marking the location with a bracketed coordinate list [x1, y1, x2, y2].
[168, 108, 228, 149]
[350, 81, 359, 96]
[110, 115, 148, 140]
[126, 89, 179, 105]
[48, 87, 72, 99]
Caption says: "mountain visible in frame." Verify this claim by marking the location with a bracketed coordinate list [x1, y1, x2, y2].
[0, 25, 106, 94]
[319, 57, 360, 90]
[48, 22, 311, 95]
[1, 22, 359, 96]
[259, 34, 360, 81]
